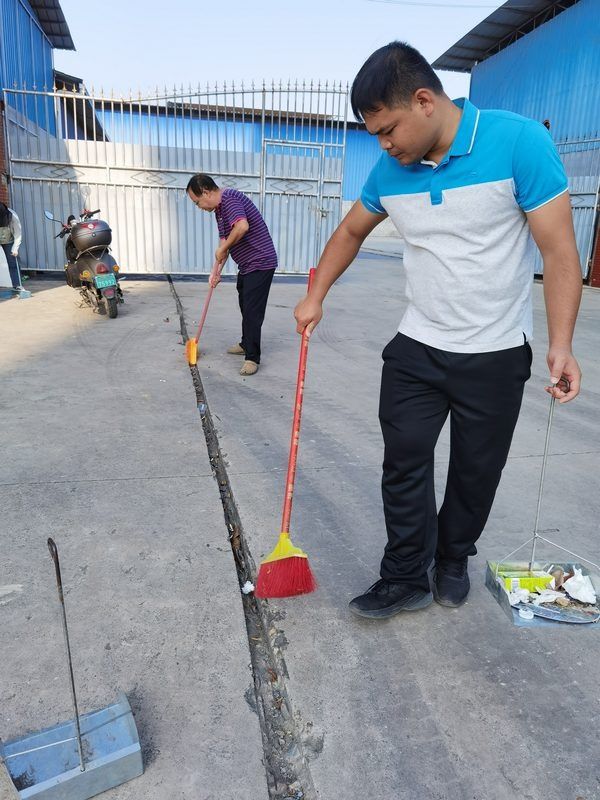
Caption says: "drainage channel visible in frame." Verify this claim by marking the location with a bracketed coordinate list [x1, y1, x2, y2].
[168, 278, 318, 800]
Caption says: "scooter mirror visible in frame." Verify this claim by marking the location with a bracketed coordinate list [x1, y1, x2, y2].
[44, 210, 55, 220]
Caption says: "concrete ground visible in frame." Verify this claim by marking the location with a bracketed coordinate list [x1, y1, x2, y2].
[1, 258, 599, 800]
[0, 280, 267, 800]
[178, 255, 600, 800]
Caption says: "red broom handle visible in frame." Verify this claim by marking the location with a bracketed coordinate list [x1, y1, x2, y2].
[280, 267, 316, 533]
[195, 261, 219, 341]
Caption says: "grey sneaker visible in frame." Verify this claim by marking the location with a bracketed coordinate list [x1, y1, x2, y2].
[349, 579, 433, 619]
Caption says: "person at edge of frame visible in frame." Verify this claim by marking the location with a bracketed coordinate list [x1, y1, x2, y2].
[187, 174, 278, 376]
[0, 202, 23, 290]
[294, 41, 582, 619]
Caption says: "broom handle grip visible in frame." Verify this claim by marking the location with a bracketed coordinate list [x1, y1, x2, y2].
[280, 268, 315, 534]
[195, 262, 218, 341]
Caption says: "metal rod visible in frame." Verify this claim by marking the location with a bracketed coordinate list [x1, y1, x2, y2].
[339, 85, 349, 224]
[140, 185, 148, 273]
[8, 159, 260, 179]
[72, 91, 80, 165]
[100, 89, 106, 174]
[32, 75, 42, 164]
[205, 83, 212, 170]
[172, 86, 179, 171]
[529, 395, 555, 569]
[128, 90, 134, 167]
[92, 89, 99, 164]
[47, 538, 85, 772]
[185, 85, 192, 172]
[137, 91, 143, 164]
[43, 88, 51, 164]
[156, 87, 162, 168]
[532, 535, 600, 572]
[495, 537, 536, 577]
[215, 82, 221, 176]
[233, 81, 239, 177]
[82, 90, 88, 149]
[123, 185, 131, 271]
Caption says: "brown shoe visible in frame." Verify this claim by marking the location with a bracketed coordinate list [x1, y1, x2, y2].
[227, 343, 245, 355]
[240, 360, 259, 376]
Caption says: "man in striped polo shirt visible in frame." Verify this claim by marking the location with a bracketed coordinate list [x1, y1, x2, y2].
[187, 174, 278, 375]
[294, 42, 582, 619]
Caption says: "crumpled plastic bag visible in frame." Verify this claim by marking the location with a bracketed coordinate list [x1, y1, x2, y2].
[563, 568, 597, 604]
[509, 588, 531, 607]
[532, 589, 567, 606]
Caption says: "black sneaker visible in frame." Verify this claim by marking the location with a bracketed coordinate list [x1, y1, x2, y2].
[349, 579, 433, 619]
[433, 558, 470, 607]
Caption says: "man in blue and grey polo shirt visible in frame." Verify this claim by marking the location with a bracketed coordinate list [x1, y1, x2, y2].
[294, 41, 582, 619]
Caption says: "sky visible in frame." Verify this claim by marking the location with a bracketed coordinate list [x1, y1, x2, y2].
[54, 0, 504, 100]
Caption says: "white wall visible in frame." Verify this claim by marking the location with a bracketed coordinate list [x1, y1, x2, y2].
[341, 200, 402, 240]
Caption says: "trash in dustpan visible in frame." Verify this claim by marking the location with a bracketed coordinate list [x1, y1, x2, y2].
[486, 561, 600, 627]
[0, 539, 143, 799]
[487, 393, 600, 627]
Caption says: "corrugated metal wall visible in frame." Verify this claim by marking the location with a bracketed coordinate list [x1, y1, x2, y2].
[0, 0, 54, 90]
[470, 0, 599, 142]
[0, 0, 55, 127]
[344, 128, 381, 200]
[469, 0, 600, 278]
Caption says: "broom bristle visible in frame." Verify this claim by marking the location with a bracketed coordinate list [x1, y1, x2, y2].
[186, 338, 198, 366]
[255, 555, 317, 598]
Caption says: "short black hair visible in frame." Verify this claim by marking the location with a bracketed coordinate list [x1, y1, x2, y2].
[186, 173, 219, 194]
[351, 41, 443, 121]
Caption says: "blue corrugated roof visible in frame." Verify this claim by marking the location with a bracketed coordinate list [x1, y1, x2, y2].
[29, 0, 74, 50]
[433, 0, 579, 73]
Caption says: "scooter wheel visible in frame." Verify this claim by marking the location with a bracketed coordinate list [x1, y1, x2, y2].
[105, 296, 118, 318]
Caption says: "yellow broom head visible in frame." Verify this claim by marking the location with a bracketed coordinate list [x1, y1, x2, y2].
[185, 338, 198, 366]
[260, 532, 307, 564]
[255, 533, 317, 598]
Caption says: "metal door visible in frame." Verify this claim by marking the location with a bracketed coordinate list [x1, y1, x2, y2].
[261, 139, 343, 270]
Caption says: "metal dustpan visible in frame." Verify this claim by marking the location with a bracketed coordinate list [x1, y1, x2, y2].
[0, 693, 142, 799]
[0, 539, 143, 799]
[487, 393, 600, 627]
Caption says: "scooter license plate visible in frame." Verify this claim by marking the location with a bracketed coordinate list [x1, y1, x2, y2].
[94, 273, 117, 289]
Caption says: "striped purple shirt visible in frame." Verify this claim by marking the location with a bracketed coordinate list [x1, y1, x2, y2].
[215, 189, 278, 274]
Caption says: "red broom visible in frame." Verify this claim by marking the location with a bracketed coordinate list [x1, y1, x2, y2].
[185, 262, 218, 366]
[255, 268, 317, 598]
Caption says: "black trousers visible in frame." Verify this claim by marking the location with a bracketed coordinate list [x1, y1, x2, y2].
[379, 333, 532, 590]
[236, 268, 275, 364]
[1, 243, 19, 288]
